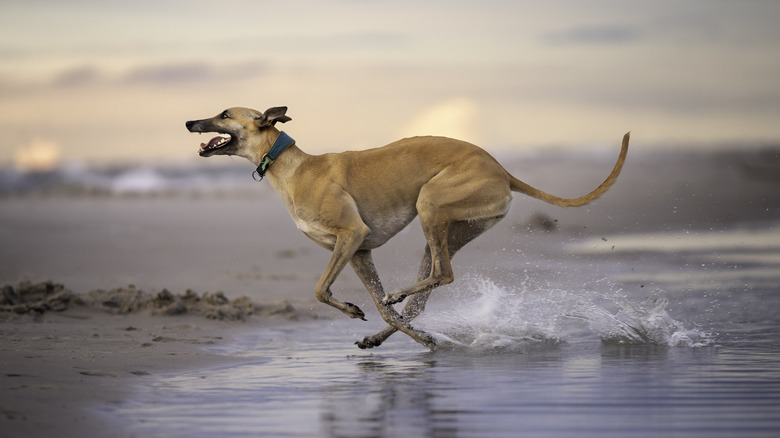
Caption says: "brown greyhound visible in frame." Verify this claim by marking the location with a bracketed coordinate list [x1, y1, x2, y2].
[185, 106, 629, 349]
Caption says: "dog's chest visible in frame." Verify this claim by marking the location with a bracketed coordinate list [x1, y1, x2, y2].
[294, 217, 337, 248]
[270, 186, 336, 248]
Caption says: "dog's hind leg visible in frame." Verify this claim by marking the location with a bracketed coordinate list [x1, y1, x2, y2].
[358, 217, 503, 348]
[382, 169, 511, 306]
[350, 250, 437, 349]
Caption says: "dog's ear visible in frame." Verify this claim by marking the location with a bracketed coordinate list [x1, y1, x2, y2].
[255, 106, 292, 128]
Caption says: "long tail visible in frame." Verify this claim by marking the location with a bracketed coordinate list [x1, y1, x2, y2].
[509, 132, 630, 208]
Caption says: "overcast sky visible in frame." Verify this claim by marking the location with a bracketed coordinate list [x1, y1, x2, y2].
[2, 0, 780, 167]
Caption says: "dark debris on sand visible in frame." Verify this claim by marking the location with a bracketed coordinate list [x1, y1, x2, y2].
[0, 280, 302, 321]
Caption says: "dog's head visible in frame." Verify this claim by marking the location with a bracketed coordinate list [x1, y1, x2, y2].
[185, 107, 291, 159]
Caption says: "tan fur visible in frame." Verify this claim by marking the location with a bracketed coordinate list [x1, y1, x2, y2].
[186, 106, 630, 349]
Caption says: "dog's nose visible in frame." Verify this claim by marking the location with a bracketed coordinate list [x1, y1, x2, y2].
[185, 120, 195, 130]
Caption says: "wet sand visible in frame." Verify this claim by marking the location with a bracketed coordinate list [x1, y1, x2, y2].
[1, 147, 779, 436]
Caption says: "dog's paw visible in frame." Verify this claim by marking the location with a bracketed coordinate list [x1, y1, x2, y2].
[355, 336, 383, 349]
[382, 292, 407, 306]
[343, 302, 366, 321]
[419, 333, 438, 350]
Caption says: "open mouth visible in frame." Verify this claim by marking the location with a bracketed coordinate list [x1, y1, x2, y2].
[199, 133, 232, 156]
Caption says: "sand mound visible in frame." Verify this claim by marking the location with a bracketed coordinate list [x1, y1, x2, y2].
[0, 280, 303, 321]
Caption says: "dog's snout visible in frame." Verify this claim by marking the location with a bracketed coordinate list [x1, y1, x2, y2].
[185, 120, 196, 131]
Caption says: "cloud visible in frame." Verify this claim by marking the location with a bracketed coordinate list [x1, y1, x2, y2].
[543, 25, 641, 45]
[52, 65, 102, 88]
[122, 60, 268, 86]
[24, 60, 269, 91]
[124, 62, 213, 85]
[281, 31, 409, 52]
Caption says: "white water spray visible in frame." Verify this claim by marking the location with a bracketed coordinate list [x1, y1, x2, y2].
[416, 274, 714, 351]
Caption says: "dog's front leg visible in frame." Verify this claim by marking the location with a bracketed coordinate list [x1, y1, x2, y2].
[354, 246, 435, 348]
[350, 250, 437, 350]
[314, 226, 371, 320]
[363, 218, 503, 346]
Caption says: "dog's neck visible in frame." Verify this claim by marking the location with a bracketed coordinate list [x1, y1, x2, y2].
[252, 131, 296, 181]
[249, 132, 310, 196]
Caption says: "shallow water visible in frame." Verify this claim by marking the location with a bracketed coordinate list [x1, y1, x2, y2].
[112, 323, 780, 438]
[110, 224, 780, 437]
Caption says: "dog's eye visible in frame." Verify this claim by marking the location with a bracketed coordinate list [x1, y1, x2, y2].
[220, 111, 230, 119]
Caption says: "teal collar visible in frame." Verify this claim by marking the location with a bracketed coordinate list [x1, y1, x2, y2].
[253, 131, 295, 181]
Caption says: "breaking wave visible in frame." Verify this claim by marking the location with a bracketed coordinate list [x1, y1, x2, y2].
[416, 275, 715, 352]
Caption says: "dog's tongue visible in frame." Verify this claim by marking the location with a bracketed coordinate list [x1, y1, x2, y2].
[201, 136, 225, 149]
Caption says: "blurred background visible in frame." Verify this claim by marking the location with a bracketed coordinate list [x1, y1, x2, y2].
[1, 0, 779, 335]
[2, 0, 780, 171]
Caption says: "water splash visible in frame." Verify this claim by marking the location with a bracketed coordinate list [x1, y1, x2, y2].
[572, 295, 714, 347]
[416, 275, 714, 352]
[415, 276, 566, 352]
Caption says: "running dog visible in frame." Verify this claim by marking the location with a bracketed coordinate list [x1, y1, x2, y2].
[186, 106, 629, 349]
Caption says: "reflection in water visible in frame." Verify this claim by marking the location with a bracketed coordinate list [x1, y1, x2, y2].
[319, 356, 439, 438]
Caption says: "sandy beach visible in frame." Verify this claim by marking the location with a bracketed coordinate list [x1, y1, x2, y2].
[2, 146, 779, 437]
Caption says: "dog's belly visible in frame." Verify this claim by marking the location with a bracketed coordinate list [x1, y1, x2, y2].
[359, 209, 418, 250]
[293, 209, 417, 251]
